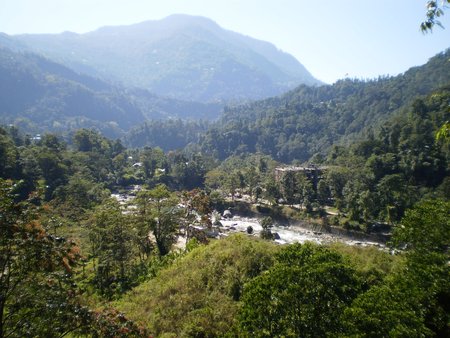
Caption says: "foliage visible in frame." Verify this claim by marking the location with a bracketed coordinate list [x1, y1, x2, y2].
[135, 184, 181, 256]
[200, 50, 450, 162]
[0, 46, 221, 139]
[88, 199, 135, 298]
[115, 234, 278, 337]
[319, 88, 450, 224]
[0, 179, 86, 337]
[421, 1, 450, 31]
[436, 120, 450, 143]
[342, 199, 450, 337]
[239, 242, 361, 337]
[342, 277, 434, 337]
[391, 199, 449, 254]
[123, 119, 211, 151]
[259, 216, 274, 240]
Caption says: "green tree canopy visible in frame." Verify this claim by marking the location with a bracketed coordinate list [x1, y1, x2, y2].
[239, 242, 361, 337]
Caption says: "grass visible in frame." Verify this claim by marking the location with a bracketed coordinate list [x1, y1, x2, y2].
[114, 234, 278, 337]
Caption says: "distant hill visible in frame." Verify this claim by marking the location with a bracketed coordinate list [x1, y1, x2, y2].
[0, 47, 221, 138]
[199, 49, 450, 162]
[12, 14, 321, 102]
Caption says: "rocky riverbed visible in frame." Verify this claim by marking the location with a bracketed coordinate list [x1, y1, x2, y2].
[112, 187, 386, 249]
[219, 216, 386, 249]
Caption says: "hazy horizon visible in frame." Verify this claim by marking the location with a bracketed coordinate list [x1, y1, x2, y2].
[1, 0, 449, 84]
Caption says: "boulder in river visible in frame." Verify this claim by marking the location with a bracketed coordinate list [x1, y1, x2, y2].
[223, 209, 232, 219]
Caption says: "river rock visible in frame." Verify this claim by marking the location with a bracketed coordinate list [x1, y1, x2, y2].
[223, 210, 232, 218]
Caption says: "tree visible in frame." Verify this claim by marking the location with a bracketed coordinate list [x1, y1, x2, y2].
[279, 170, 296, 205]
[393, 199, 450, 336]
[73, 128, 105, 153]
[53, 173, 110, 220]
[223, 171, 242, 200]
[140, 147, 156, 181]
[239, 243, 361, 337]
[436, 121, 450, 142]
[135, 184, 180, 256]
[343, 200, 450, 337]
[342, 278, 433, 337]
[36, 149, 68, 201]
[316, 179, 330, 206]
[259, 216, 274, 240]
[89, 199, 134, 297]
[0, 129, 18, 179]
[0, 179, 88, 337]
[296, 173, 314, 211]
[180, 189, 212, 242]
[376, 173, 411, 224]
[392, 199, 449, 255]
[325, 166, 352, 210]
[263, 176, 281, 204]
[421, 1, 450, 32]
[244, 166, 261, 202]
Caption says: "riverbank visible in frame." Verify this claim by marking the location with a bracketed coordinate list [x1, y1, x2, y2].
[220, 199, 391, 246]
[218, 215, 386, 249]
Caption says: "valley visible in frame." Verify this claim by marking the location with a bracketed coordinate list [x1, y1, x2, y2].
[0, 11, 448, 338]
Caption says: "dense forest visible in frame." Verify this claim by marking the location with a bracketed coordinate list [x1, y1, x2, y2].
[200, 50, 450, 162]
[0, 79, 448, 335]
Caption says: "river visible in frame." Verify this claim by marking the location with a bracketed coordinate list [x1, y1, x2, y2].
[112, 188, 386, 249]
[219, 216, 386, 249]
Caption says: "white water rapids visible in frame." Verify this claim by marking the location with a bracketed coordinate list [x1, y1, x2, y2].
[112, 189, 386, 249]
[219, 216, 385, 248]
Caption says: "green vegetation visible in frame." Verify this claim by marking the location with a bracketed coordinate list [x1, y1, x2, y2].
[0, 23, 448, 336]
[0, 47, 221, 138]
[200, 50, 450, 162]
[0, 179, 148, 337]
[115, 235, 278, 337]
[421, 1, 450, 31]
[239, 243, 362, 337]
[0, 61, 448, 333]
[342, 200, 450, 337]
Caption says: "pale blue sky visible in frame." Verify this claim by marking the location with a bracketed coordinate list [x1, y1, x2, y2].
[0, 0, 449, 83]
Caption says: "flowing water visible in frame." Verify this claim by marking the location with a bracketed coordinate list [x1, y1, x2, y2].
[220, 216, 385, 248]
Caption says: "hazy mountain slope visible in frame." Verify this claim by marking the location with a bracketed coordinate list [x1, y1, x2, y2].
[0, 47, 222, 137]
[13, 14, 320, 101]
[0, 47, 143, 137]
[199, 49, 450, 162]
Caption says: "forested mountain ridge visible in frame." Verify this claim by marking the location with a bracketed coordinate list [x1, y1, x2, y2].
[0, 88, 448, 337]
[12, 14, 321, 102]
[200, 49, 450, 162]
[0, 46, 222, 138]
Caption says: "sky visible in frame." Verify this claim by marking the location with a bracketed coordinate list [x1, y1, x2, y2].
[0, 0, 449, 84]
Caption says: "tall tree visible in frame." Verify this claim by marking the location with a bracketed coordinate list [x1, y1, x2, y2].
[0, 179, 87, 337]
[89, 199, 134, 297]
[135, 184, 180, 256]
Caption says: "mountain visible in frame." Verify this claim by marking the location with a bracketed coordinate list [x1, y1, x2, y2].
[0, 47, 221, 138]
[12, 14, 321, 102]
[199, 49, 450, 162]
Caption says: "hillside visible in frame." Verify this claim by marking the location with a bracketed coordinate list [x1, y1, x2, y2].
[12, 14, 321, 102]
[0, 47, 221, 138]
[199, 49, 450, 162]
